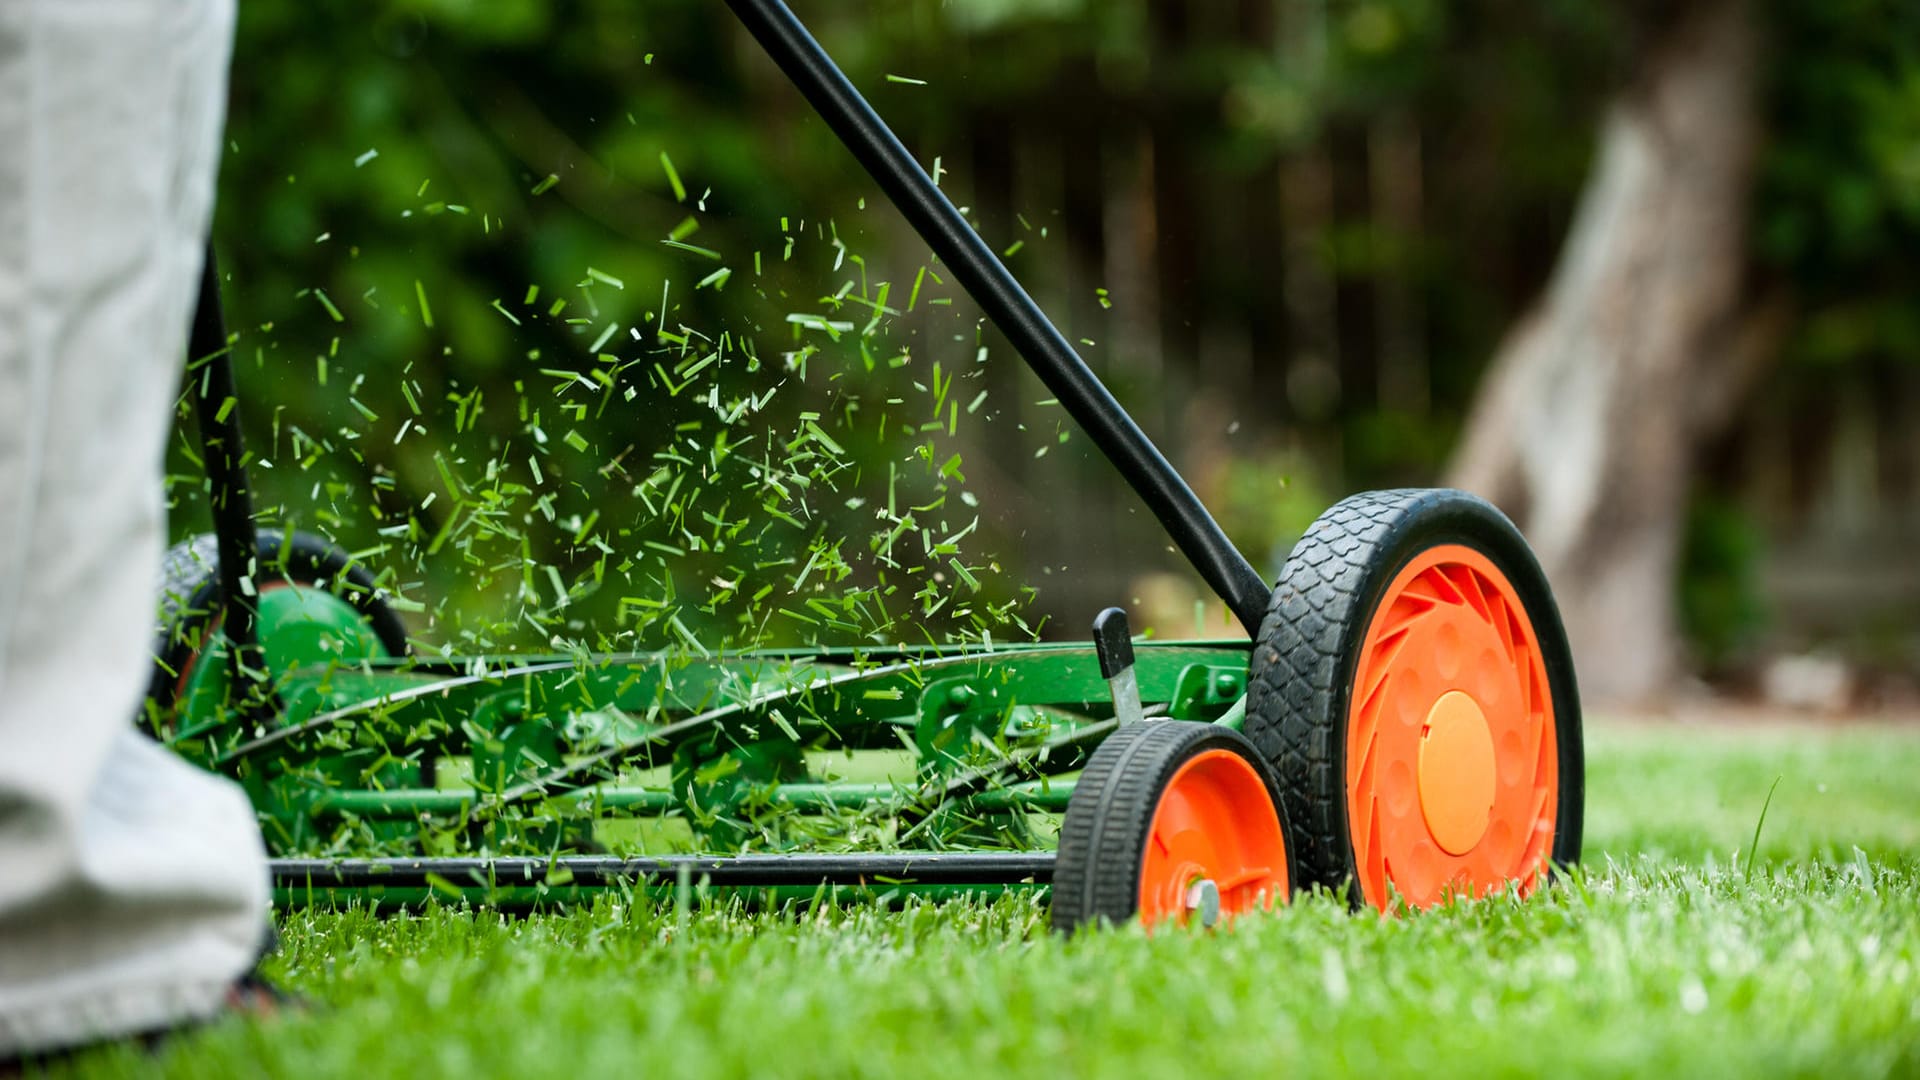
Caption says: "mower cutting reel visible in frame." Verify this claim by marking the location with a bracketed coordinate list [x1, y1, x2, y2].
[156, 0, 1583, 929]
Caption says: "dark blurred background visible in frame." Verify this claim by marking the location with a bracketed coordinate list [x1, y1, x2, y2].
[177, 0, 1920, 710]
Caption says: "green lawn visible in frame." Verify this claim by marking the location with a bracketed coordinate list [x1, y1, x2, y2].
[58, 722, 1920, 1079]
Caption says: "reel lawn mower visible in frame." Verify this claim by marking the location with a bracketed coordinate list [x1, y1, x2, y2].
[154, 0, 1583, 931]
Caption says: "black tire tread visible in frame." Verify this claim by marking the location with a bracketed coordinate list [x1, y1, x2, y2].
[1051, 722, 1291, 934]
[1243, 488, 1583, 904]
[147, 528, 409, 713]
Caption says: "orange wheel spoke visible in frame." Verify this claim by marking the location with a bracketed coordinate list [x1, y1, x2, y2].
[1450, 566, 1489, 620]
[1215, 866, 1274, 890]
[1417, 565, 1462, 605]
[1483, 591, 1514, 655]
[1375, 594, 1435, 640]
[1154, 824, 1216, 874]
[1353, 672, 1390, 746]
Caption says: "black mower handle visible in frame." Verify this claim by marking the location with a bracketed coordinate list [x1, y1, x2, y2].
[725, 0, 1273, 636]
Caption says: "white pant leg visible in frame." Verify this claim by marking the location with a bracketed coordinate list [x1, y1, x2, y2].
[0, 0, 266, 1057]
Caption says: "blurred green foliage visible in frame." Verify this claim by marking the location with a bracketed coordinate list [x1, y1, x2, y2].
[175, 0, 1920, 659]
[1759, 0, 1920, 368]
[1679, 495, 1769, 670]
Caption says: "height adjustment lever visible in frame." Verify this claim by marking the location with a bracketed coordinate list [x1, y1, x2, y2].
[1093, 607, 1144, 725]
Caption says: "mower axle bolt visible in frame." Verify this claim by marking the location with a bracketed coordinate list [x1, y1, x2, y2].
[1185, 878, 1221, 928]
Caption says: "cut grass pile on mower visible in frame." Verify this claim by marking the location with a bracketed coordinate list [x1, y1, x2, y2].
[51, 724, 1920, 1078]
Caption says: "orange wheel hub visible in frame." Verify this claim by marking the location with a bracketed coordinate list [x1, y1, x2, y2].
[1138, 748, 1290, 929]
[1347, 545, 1558, 909]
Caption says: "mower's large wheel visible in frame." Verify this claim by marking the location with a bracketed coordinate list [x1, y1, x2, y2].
[1244, 489, 1583, 911]
[148, 529, 409, 717]
[1051, 722, 1295, 934]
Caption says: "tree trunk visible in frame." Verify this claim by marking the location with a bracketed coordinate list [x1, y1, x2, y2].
[1446, 0, 1780, 705]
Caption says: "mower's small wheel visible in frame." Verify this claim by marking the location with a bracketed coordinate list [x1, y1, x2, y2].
[1051, 722, 1294, 934]
[147, 529, 409, 718]
[1244, 489, 1584, 912]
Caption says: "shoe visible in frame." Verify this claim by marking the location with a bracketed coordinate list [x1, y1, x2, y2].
[0, 922, 302, 1074]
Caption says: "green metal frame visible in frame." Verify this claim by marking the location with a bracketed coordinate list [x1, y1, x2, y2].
[168, 583, 1252, 906]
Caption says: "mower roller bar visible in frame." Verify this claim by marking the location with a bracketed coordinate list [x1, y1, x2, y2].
[725, 0, 1273, 635]
[271, 852, 1055, 890]
[308, 780, 1077, 818]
